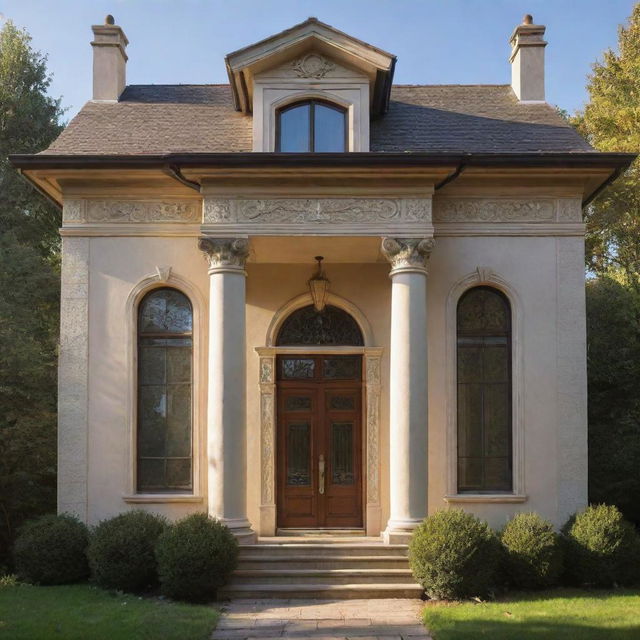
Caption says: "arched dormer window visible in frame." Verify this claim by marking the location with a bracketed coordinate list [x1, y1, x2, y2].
[276, 100, 347, 152]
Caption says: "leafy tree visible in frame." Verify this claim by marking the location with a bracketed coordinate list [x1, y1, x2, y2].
[572, 5, 640, 290]
[0, 19, 64, 569]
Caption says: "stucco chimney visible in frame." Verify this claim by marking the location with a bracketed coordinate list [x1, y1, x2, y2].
[509, 14, 547, 102]
[91, 15, 128, 101]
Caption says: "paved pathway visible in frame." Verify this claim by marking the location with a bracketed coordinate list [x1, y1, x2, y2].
[211, 598, 431, 639]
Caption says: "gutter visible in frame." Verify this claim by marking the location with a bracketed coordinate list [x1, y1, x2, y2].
[14, 167, 62, 211]
[582, 164, 627, 208]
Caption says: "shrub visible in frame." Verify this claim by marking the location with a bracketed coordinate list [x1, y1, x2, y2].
[409, 509, 500, 600]
[500, 512, 563, 589]
[155, 513, 239, 602]
[13, 514, 89, 585]
[562, 504, 640, 587]
[88, 510, 168, 593]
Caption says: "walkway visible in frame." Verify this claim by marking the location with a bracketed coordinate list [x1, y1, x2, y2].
[211, 598, 431, 639]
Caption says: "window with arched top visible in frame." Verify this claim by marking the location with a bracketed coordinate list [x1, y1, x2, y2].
[137, 288, 193, 493]
[276, 304, 364, 346]
[456, 286, 512, 493]
[276, 100, 347, 152]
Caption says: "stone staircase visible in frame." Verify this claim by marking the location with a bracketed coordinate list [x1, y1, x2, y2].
[219, 536, 423, 599]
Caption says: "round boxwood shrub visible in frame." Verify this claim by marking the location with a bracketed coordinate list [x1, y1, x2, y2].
[500, 512, 563, 589]
[88, 510, 168, 593]
[409, 509, 500, 600]
[562, 504, 640, 587]
[13, 514, 89, 585]
[155, 513, 239, 602]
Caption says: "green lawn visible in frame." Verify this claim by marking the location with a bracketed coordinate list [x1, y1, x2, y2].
[0, 582, 219, 640]
[423, 589, 640, 640]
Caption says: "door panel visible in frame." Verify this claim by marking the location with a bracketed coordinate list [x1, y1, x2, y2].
[277, 356, 363, 528]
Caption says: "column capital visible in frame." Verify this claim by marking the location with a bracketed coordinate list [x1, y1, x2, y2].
[198, 236, 249, 274]
[381, 237, 435, 276]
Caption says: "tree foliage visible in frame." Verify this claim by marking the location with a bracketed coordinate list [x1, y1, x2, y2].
[0, 19, 64, 569]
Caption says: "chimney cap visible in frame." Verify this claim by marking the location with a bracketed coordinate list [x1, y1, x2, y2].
[105, 14, 115, 25]
[523, 14, 533, 25]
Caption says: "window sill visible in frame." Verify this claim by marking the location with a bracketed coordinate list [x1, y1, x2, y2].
[444, 494, 528, 504]
[123, 494, 204, 504]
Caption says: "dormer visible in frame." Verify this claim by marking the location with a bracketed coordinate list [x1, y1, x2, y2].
[225, 17, 396, 152]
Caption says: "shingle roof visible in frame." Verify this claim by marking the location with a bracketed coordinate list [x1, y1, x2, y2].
[41, 83, 593, 156]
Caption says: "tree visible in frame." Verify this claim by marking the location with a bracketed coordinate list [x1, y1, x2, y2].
[572, 5, 640, 291]
[0, 19, 64, 569]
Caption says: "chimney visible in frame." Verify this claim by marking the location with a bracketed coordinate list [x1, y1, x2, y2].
[91, 15, 128, 101]
[509, 14, 547, 102]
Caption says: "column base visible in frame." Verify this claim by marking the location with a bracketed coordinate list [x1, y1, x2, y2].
[382, 517, 423, 545]
[222, 517, 257, 545]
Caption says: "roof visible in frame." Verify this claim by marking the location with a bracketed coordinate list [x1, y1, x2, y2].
[40, 83, 593, 156]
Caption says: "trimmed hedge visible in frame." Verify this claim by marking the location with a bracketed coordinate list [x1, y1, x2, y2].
[13, 514, 89, 585]
[88, 510, 168, 593]
[562, 504, 640, 587]
[409, 510, 500, 600]
[155, 513, 238, 602]
[501, 512, 563, 589]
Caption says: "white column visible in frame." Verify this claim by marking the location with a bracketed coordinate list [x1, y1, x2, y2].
[381, 237, 434, 544]
[198, 237, 256, 543]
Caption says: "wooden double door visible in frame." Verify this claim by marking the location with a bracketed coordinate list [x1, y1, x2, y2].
[276, 355, 363, 529]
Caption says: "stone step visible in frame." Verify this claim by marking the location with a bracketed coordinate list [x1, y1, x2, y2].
[238, 554, 408, 570]
[240, 543, 408, 557]
[229, 568, 414, 585]
[218, 582, 424, 600]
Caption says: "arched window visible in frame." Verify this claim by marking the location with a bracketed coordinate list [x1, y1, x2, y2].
[456, 286, 512, 493]
[276, 304, 364, 346]
[137, 288, 193, 493]
[276, 100, 347, 152]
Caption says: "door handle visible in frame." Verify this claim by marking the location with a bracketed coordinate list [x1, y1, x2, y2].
[319, 454, 325, 495]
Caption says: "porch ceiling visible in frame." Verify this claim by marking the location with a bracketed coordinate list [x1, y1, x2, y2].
[248, 236, 386, 263]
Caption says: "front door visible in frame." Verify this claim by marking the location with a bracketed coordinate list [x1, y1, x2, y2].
[276, 355, 363, 528]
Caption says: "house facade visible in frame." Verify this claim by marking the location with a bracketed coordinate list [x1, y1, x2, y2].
[12, 15, 633, 546]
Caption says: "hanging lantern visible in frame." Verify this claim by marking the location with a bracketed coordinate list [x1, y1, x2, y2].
[308, 256, 330, 312]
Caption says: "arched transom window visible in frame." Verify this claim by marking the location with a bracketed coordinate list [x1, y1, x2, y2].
[456, 286, 512, 493]
[137, 288, 193, 493]
[276, 100, 347, 152]
[276, 304, 364, 346]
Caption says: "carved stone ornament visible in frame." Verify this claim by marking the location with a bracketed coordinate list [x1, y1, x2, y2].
[433, 198, 555, 223]
[155, 265, 172, 283]
[291, 53, 335, 78]
[198, 237, 250, 272]
[204, 198, 431, 225]
[381, 237, 435, 274]
[557, 198, 583, 222]
[63, 199, 200, 224]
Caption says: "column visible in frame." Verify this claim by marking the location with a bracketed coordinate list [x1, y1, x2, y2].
[381, 237, 434, 544]
[198, 236, 256, 543]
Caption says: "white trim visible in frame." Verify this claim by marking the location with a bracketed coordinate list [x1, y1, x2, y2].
[445, 268, 525, 500]
[124, 272, 207, 502]
[265, 291, 374, 347]
[123, 494, 205, 504]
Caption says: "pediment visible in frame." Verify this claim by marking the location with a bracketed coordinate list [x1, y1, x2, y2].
[255, 51, 368, 82]
[225, 17, 395, 115]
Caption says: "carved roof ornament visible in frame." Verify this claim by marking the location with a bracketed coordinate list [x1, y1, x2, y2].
[291, 53, 335, 78]
[381, 237, 435, 276]
[198, 236, 249, 274]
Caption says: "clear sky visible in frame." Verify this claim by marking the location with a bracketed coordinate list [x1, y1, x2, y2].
[1, 0, 636, 121]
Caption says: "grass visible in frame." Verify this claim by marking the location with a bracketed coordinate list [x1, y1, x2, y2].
[0, 581, 219, 640]
[423, 588, 640, 640]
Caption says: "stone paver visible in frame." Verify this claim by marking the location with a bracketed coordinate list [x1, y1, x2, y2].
[211, 599, 431, 640]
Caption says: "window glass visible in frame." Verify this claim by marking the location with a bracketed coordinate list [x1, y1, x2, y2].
[314, 103, 346, 152]
[279, 103, 311, 152]
[137, 288, 193, 493]
[277, 100, 346, 152]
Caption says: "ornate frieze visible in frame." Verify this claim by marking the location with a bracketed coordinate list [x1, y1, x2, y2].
[198, 237, 250, 273]
[557, 198, 583, 222]
[381, 237, 435, 275]
[203, 198, 431, 226]
[62, 199, 200, 224]
[433, 198, 555, 223]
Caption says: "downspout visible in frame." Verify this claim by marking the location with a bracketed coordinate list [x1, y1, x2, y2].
[582, 165, 625, 208]
[164, 164, 201, 192]
[434, 161, 466, 191]
[15, 167, 62, 210]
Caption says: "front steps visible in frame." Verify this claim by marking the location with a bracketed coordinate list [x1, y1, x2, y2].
[219, 537, 423, 599]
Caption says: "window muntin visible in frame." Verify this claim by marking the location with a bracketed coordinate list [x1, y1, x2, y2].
[456, 286, 512, 493]
[276, 100, 347, 152]
[137, 288, 193, 493]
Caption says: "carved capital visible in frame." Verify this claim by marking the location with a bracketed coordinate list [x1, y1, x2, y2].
[381, 237, 435, 275]
[198, 237, 249, 274]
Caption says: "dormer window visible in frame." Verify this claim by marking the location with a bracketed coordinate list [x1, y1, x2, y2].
[276, 100, 347, 152]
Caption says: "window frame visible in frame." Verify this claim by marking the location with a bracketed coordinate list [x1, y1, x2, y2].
[136, 286, 194, 494]
[455, 286, 513, 495]
[275, 99, 348, 152]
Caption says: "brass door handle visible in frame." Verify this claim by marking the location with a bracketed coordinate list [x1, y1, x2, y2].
[319, 454, 325, 495]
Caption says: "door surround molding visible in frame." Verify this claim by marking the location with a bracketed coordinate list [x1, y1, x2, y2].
[256, 345, 383, 536]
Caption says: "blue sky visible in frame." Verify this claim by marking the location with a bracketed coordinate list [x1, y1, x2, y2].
[1, 0, 636, 121]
